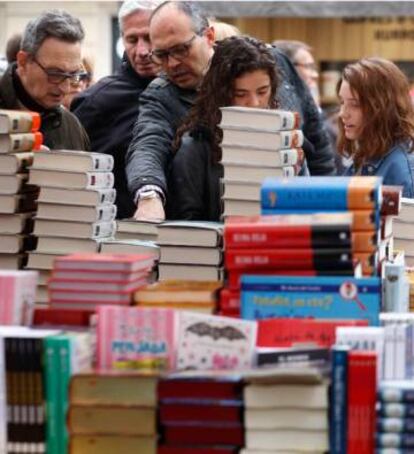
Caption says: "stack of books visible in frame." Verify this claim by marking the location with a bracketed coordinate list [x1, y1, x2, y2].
[157, 221, 224, 281]
[48, 253, 155, 314]
[158, 371, 244, 453]
[219, 106, 304, 217]
[261, 176, 384, 276]
[27, 149, 117, 305]
[376, 381, 414, 452]
[393, 198, 414, 266]
[68, 372, 158, 454]
[0, 109, 42, 269]
[220, 212, 358, 317]
[243, 368, 330, 452]
[133, 280, 221, 314]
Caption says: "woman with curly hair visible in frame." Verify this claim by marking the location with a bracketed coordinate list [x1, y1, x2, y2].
[167, 35, 282, 220]
[338, 57, 414, 197]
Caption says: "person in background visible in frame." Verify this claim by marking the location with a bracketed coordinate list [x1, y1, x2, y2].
[338, 57, 414, 197]
[168, 36, 280, 220]
[62, 56, 94, 109]
[209, 19, 240, 41]
[6, 33, 22, 64]
[126, 1, 334, 222]
[0, 10, 90, 150]
[72, 0, 160, 219]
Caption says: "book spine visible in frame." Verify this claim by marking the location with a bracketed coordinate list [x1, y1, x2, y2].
[0, 336, 6, 454]
[380, 403, 414, 418]
[96, 204, 117, 222]
[381, 185, 402, 216]
[1, 132, 43, 154]
[0, 110, 41, 133]
[330, 347, 349, 454]
[44, 337, 60, 454]
[85, 172, 114, 189]
[58, 337, 71, 454]
[384, 261, 409, 312]
[98, 188, 117, 205]
[380, 388, 414, 404]
[376, 432, 414, 448]
[280, 111, 301, 130]
[91, 220, 117, 239]
[91, 154, 114, 172]
[256, 347, 330, 368]
[377, 417, 414, 433]
[280, 129, 304, 148]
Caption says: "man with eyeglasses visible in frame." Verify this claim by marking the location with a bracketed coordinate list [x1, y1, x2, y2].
[0, 10, 89, 150]
[126, 1, 335, 221]
[72, 0, 160, 219]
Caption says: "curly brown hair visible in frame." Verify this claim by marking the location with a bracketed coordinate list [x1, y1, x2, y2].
[337, 57, 414, 170]
[174, 35, 279, 163]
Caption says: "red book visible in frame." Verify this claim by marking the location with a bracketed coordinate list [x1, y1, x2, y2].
[33, 307, 94, 327]
[225, 248, 353, 271]
[217, 309, 240, 319]
[224, 213, 352, 249]
[257, 318, 368, 348]
[219, 288, 240, 310]
[159, 402, 242, 424]
[381, 185, 402, 216]
[158, 379, 243, 401]
[346, 351, 377, 454]
[158, 446, 239, 454]
[163, 424, 243, 446]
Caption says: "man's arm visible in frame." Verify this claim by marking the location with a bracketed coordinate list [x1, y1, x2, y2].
[272, 47, 336, 176]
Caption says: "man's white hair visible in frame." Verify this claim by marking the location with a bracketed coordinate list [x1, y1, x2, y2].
[118, 0, 160, 32]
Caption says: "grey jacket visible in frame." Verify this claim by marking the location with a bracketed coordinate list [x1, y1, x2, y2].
[126, 46, 335, 198]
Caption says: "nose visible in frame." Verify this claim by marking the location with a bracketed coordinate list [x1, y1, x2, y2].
[245, 94, 261, 108]
[339, 104, 348, 119]
[136, 38, 150, 57]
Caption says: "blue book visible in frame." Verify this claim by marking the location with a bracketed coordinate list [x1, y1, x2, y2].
[261, 176, 382, 210]
[330, 345, 350, 454]
[241, 275, 381, 326]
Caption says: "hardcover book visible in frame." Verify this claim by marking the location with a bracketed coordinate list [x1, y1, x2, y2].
[32, 149, 114, 172]
[33, 219, 117, 239]
[222, 145, 303, 167]
[157, 221, 223, 247]
[37, 187, 116, 207]
[37, 202, 117, 223]
[0, 131, 42, 153]
[0, 109, 41, 133]
[223, 162, 297, 183]
[28, 168, 114, 190]
[0, 152, 33, 174]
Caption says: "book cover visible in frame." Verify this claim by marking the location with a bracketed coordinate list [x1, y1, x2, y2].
[37, 202, 117, 223]
[32, 149, 114, 172]
[28, 168, 114, 190]
[241, 275, 381, 326]
[176, 311, 256, 371]
[157, 221, 223, 247]
[34, 219, 117, 240]
[38, 187, 116, 207]
[221, 145, 302, 168]
[0, 131, 42, 153]
[0, 109, 40, 133]
[96, 305, 176, 370]
[261, 176, 382, 211]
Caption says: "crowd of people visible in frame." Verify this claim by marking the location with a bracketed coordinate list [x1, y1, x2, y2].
[1, 0, 414, 221]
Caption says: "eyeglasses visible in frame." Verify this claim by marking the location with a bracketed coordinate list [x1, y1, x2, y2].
[294, 62, 318, 72]
[32, 56, 89, 85]
[149, 35, 198, 65]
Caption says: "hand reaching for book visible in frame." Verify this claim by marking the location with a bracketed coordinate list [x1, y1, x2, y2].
[134, 197, 165, 222]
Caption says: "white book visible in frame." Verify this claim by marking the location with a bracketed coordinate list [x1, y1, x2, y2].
[223, 162, 296, 183]
[29, 168, 114, 190]
[36, 236, 102, 254]
[160, 245, 222, 266]
[34, 219, 116, 240]
[245, 408, 328, 430]
[32, 149, 114, 172]
[37, 202, 117, 223]
[38, 187, 116, 206]
[222, 199, 261, 217]
[222, 145, 302, 167]
[221, 180, 261, 201]
[158, 264, 224, 282]
[383, 253, 409, 312]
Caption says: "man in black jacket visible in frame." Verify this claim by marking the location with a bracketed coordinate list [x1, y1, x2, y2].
[0, 10, 90, 151]
[126, 1, 336, 221]
[72, 0, 159, 219]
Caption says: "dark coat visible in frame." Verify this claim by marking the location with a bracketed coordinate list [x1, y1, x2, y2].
[0, 64, 90, 151]
[72, 56, 153, 218]
[126, 47, 335, 204]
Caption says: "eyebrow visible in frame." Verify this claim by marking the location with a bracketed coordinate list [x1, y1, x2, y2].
[234, 85, 270, 92]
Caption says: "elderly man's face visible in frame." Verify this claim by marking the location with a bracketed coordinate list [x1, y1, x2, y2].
[122, 9, 158, 78]
[17, 36, 83, 109]
[149, 6, 214, 90]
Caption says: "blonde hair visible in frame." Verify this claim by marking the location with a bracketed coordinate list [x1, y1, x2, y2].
[209, 19, 241, 41]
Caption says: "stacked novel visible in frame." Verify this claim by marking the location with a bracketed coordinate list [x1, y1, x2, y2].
[393, 197, 414, 266]
[221, 212, 360, 317]
[134, 280, 222, 314]
[48, 253, 155, 313]
[0, 109, 42, 269]
[376, 381, 414, 452]
[67, 372, 158, 454]
[158, 371, 244, 453]
[115, 219, 159, 242]
[27, 149, 117, 305]
[219, 106, 304, 217]
[261, 176, 385, 276]
[243, 368, 329, 453]
[157, 221, 224, 281]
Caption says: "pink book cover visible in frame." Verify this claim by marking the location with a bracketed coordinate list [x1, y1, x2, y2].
[176, 311, 257, 371]
[0, 271, 38, 325]
[96, 305, 177, 371]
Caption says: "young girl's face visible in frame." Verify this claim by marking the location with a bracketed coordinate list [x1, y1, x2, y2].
[232, 69, 272, 108]
[338, 80, 364, 141]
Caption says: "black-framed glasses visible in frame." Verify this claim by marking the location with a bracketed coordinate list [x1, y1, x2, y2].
[149, 35, 198, 65]
[32, 56, 89, 85]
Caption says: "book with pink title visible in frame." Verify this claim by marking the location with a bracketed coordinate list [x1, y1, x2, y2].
[0, 270, 38, 325]
[176, 311, 257, 371]
[96, 305, 176, 371]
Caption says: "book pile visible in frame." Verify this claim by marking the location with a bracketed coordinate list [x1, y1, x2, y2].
[158, 372, 244, 453]
[393, 197, 414, 266]
[133, 280, 222, 314]
[0, 270, 38, 325]
[220, 212, 361, 317]
[219, 106, 304, 217]
[243, 368, 330, 453]
[0, 109, 42, 269]
[376, 381, 414, 452]
[48, 253, 156, 314]
[27, 149, 117, 305]
[68, 372, 158, 454]
[157, 221, 224, 282]
[44, 331, 93, 454]
[115, 219, 159, 241]
[261, 176, 386, 276]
